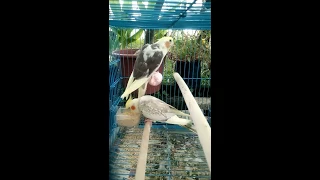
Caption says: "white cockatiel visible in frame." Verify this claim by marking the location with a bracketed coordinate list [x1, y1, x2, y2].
[120, 37, 174, 101]
[125, 95, 197, 133]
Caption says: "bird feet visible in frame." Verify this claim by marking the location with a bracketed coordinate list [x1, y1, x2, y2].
[144, 119, 153, 123]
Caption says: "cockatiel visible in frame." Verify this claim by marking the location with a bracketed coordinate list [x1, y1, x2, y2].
[125, 95, 197, 133]
[120, 37, 174, 101]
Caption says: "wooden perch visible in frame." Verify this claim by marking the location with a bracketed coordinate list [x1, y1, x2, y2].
[135, 82, 152, 180]
[135, 120, 152, 180]
[173, 72, 211, 172]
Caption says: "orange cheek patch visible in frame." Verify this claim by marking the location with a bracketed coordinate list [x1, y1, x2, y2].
[131, 106, 136, 110]
[165, 41, 170, 48]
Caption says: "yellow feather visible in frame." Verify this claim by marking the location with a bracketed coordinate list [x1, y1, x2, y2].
[125, 95, 133, 109]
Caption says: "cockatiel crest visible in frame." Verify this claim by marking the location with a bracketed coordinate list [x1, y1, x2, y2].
[120, 37, 174, 101]
[125, 95, 140, 114]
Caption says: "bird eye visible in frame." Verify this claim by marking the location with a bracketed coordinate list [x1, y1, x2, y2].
[169, 39, 172, 42]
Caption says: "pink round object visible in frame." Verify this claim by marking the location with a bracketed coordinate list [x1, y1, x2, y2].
[149, 72, 163, 86]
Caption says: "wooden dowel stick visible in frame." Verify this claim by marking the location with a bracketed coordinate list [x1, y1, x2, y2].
[173, 72, 211, 172]
[135, 120, 152, 180]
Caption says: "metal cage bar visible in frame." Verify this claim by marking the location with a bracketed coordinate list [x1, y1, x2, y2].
[109, 1, 211, 178]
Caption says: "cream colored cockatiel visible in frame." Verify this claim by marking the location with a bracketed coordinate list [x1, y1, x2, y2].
[125, 95, 197, 133]
[120, 37, 174, 103]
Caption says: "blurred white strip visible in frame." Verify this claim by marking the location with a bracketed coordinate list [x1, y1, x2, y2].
[173, 72, 211, 172]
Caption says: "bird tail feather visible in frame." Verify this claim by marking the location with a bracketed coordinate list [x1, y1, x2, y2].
[121, 73, 134, 100]
[171, 109, 191, 117]
[121, 77, 148, 99]
[165, 115, 197, 134]
[165, 115, 191, 126]
[138, 82, 148, 98]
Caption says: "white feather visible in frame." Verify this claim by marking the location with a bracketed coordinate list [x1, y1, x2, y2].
[138, 83, 148, 98]
[142, 46, 156, 61]
[165, 115, 192, 126]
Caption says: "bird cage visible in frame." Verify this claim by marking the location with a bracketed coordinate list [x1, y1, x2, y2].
[109, 0, 211, 179]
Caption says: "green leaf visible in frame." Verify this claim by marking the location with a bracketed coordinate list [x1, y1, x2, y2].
[116, 29, 122, 37]
[126, 29, 134, 38]
[154, 30, 168, 40]
[127, 29, 144, 44]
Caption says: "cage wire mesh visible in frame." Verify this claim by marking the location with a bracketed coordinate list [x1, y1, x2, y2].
[109, 0, 211, 179]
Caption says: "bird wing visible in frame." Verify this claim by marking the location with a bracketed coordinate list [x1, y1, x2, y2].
[139, 95, 175, 121]
[120, 43, 165, 99]
[167, 104, 191, 117]
[133, 43, 165, 80]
